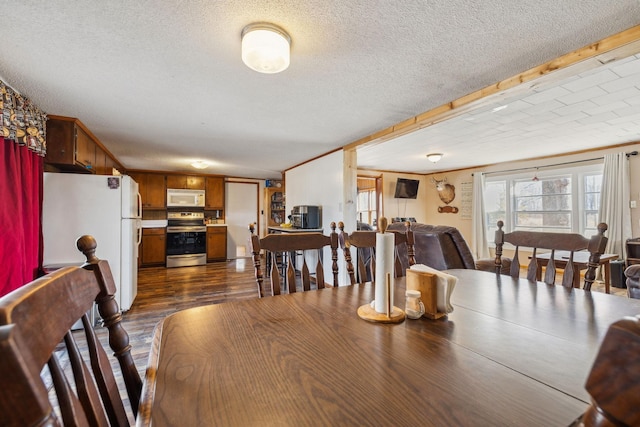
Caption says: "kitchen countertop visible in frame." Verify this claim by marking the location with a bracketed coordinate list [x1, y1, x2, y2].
[141, 220, 168, 228]
[267, 226, 323, 233]
[206, 224, 227, 227]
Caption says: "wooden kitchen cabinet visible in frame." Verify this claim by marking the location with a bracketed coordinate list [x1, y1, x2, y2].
[46, 117, 96, 173]
[166, 175, 205, 190]
[141, 228, 166, 266]
[205, 176, 225, 210]
[94, 146, 107, 175]
[104, 155, 117, 175]
[207, 226, 227, 261]
[130, 172, 166, 209]
[45, 115, 124, 175]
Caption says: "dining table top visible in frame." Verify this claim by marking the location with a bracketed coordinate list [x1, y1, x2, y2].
[136, 269, 640, 427]
[534, 250, 618, 264]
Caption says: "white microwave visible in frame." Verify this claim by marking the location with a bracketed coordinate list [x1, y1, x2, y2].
[166, 189, 205, 207]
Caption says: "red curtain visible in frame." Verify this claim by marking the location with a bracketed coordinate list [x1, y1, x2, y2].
[0, 136, 43, 297]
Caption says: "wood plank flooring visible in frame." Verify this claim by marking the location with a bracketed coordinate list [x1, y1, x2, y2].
[121, 259, 259, 369]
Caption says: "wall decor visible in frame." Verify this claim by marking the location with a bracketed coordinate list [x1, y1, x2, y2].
[460, 181, 472, 220]
[431, 176, 459, 213]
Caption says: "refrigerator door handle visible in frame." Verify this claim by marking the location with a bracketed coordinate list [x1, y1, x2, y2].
[137, 192, 143, 218]
[137, 223, 142, 246]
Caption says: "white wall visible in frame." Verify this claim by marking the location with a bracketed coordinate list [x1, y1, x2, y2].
[285, 150, 351, 285]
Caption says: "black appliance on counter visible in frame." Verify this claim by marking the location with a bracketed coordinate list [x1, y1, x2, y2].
[166, 211, 206, 267]
[290, 205, 322, 229]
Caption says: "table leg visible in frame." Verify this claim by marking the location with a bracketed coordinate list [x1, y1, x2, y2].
[603, 261, 611, 294]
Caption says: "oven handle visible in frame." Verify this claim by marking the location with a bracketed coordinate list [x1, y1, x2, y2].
[167, 254, 206, 259]
[167, 226, 207, 233]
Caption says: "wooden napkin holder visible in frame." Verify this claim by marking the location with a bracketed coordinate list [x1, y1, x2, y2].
[406, 269, 447, 319]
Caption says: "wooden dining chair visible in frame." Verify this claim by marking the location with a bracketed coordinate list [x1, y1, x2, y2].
[249, 223, 339, 297]
[0, 235, 142, 427]
[338, 219, 415, 285]
[493, 220, 608, 290]
[576, 315, 640, 427]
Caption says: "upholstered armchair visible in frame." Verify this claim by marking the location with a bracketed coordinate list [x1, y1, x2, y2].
[387, 222, 507, 273]
[625, 264, 640, 299]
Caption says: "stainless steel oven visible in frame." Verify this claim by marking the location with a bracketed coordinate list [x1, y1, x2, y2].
[166, 211, 207, 268]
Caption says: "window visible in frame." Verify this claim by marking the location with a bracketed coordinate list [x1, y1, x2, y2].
[484, 164, 603, 238]
[357, 177, 378, 227]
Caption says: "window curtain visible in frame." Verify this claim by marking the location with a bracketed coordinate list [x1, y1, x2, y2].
[598, 152, 631, 260]
[471, 172, 490, 260]
[0, 81, 47, 297]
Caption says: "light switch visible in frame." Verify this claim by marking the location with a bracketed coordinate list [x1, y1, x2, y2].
[632, 200, 638, 208]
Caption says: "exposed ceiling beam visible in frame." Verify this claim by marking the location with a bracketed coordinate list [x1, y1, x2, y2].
[345, 25, 640, 152]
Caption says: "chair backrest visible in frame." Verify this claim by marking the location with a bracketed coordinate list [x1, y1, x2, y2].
[249, 223, 339, 297]
[579, 315, 640, 426]
[494, 220, 608, 290]
[338, 219, 415, 285]
[0, 235, 141, 427]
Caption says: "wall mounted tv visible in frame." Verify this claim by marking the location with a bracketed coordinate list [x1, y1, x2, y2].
[394, 178, 419, 199]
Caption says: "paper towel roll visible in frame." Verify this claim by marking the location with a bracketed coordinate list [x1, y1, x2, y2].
[374, 231, 395, 314]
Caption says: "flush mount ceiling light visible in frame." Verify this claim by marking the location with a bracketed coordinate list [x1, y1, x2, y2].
[426, 153, 443, 163]
[241, 22, 291, 74]
[191, 161, 210, 169]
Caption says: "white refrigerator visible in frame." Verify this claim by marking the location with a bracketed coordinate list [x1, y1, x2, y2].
[42, 173, 142, 311]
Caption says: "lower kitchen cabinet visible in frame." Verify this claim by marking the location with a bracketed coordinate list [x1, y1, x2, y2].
[207, 226, 227, 261]
[141, 228, 166, 267]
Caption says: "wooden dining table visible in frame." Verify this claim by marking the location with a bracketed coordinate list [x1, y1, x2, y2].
[136, 269, 640, 427]
[534, 250, 619, 293]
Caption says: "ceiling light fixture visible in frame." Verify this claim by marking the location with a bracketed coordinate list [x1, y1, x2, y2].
[426, 153, 443, 163]
[191, 161, 210, 169]
[241, 22, 291, 74]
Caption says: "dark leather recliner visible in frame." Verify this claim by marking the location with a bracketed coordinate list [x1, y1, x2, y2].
[625, 264, 640, 299]
[388, 222, 504, 272]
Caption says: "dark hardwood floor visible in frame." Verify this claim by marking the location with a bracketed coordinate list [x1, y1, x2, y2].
[121, 259, 260, 369]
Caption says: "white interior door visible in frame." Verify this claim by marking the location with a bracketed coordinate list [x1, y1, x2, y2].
[226, 182, 259, 259]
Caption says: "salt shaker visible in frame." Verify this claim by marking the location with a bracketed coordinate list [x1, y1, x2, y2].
[405, 290, 425, 319]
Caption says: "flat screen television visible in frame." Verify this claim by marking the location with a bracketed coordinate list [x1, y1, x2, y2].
[394, 178, 419, 199]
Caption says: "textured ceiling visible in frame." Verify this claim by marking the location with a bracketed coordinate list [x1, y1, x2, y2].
[1, 1, 639, 179]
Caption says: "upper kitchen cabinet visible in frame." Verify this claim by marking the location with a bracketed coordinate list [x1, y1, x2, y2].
[45, 115, 123, 175]
[46, 117, 95, 173]
[130, 172, 166, 210]
[205, 176, 225, 210]
[94, 145, 107, 175]
[166, 175, 205, 190]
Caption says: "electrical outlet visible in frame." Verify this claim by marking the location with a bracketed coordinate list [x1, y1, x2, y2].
[632, 200, 638, 208]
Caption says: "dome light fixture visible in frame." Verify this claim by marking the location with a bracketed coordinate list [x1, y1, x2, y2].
[191, 160, 210, 169]
[241, 22, 291, 74]
[426, 153, 443, 163]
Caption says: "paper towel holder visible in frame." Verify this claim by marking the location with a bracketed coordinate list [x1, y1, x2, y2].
[356, 217, 406, 323]
[357, 272, 406, 323]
